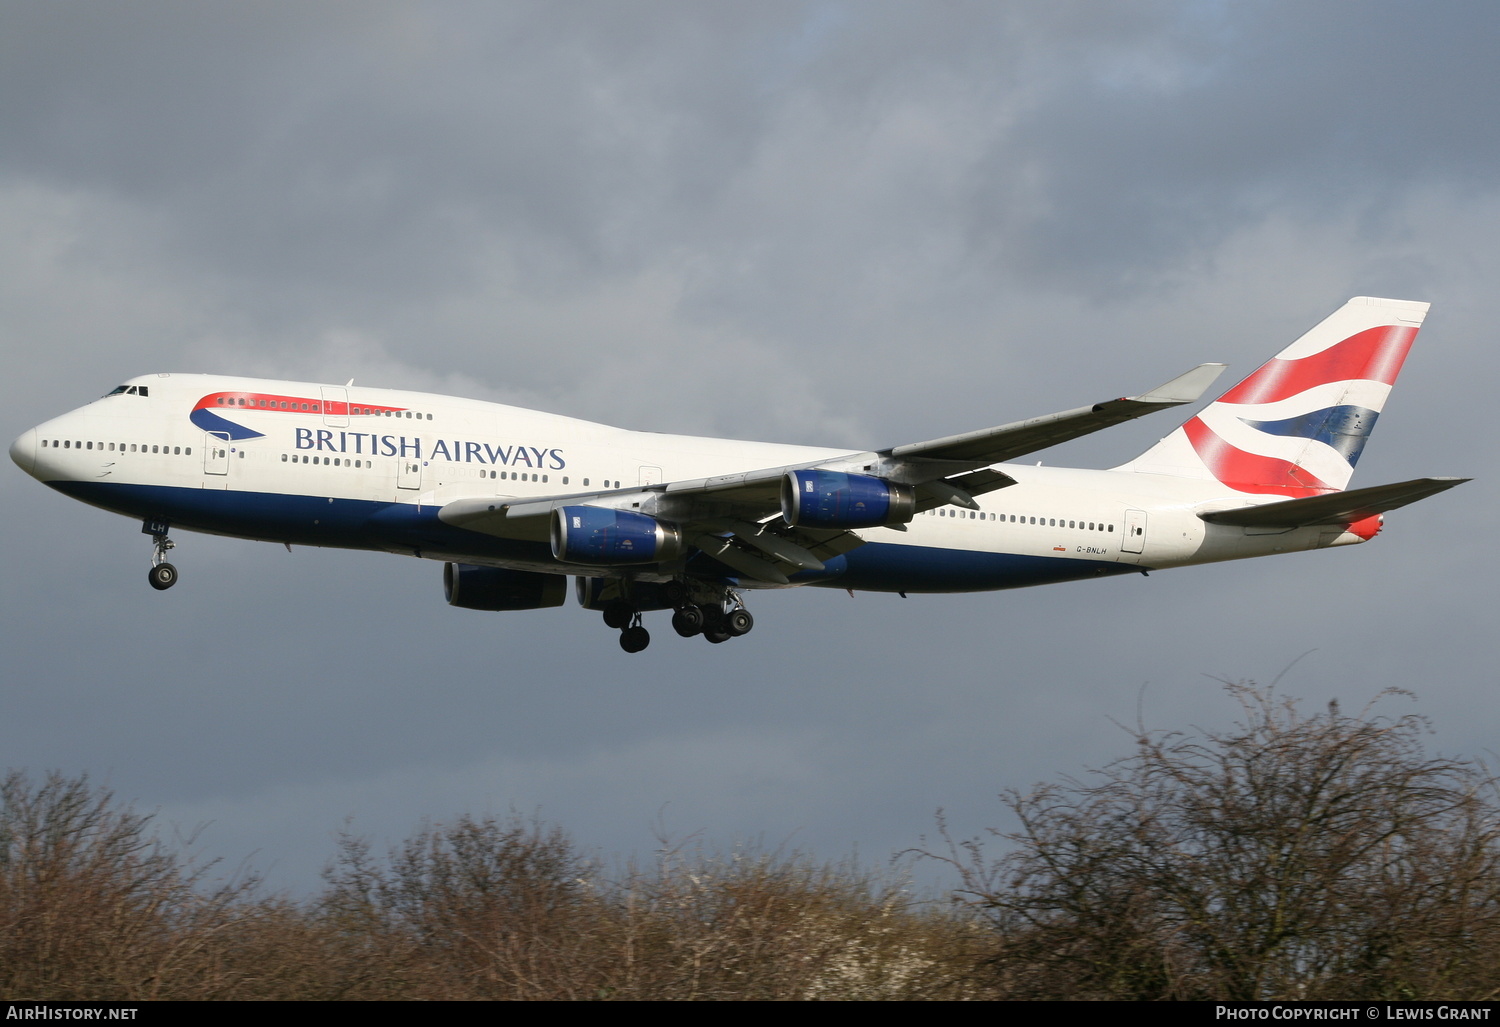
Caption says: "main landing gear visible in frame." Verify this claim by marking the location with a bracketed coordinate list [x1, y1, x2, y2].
[601, 584, 756, 654]
[671, 600, 753, 644]
[143, 519, 179, 591]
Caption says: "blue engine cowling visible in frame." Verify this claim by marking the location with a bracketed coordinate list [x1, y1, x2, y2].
[575, 577, 676, 613]
[551, 506, 684, 565]
[780, 470, 916, 528]
[444, 563, 568, 611]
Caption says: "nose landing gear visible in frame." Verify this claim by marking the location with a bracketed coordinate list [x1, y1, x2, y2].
[143, 519, 178, 591]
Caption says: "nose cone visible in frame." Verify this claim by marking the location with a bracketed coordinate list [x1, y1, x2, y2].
[9, 428, 36, 476]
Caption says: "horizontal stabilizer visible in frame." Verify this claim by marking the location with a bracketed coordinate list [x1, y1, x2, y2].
[1199, 477, 1468, 528]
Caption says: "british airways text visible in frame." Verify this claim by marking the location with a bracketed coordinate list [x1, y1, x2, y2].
[294, 428, 565, 469]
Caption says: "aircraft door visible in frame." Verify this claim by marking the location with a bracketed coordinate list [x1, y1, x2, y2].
[398, 457, 422, 490]
[204, 432, 230, 476]
[1122, 509, 1147, 554]
[321, 386, 349, 427]
[639, 465, 663, 486]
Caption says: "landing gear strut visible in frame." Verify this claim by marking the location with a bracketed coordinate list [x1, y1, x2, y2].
[619, 611, 651, 654]
[143, 519, 178, 591]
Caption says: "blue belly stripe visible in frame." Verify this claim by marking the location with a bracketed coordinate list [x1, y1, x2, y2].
[50, 480, 1139, 593]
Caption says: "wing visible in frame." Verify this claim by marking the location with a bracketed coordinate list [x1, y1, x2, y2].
[438, 364, 1226, 583]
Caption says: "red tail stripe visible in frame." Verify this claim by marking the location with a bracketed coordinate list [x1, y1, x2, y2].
[1216, 325, 1416, 406]
[1183, 418, 1336, 497]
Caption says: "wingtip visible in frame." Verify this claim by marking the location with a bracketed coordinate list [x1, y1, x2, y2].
[1135, 362, 1229, 405]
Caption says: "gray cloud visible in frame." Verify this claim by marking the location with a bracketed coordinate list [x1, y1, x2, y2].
[2, 0, 1493, 894]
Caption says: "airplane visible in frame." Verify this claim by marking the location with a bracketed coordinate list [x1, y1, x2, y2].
[9, 296, 1467, 653]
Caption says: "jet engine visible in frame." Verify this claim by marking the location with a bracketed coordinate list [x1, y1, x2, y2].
[551, 506, 684, 565]
[443, 563, 568, 611]
[780, 470, 915, 529]
[575, 576, 676, 613]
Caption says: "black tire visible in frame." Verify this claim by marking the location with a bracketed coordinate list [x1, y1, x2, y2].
[619, 625, 651, 653]
[602, 601, 632, 630]
[671, 606, 704, 637]
[703, 629, 731, 644]
[148, 562, 178, 591]
[699, 605, 726, 633]
[726, 608, 754, 637]
[664, 580, 689, 608]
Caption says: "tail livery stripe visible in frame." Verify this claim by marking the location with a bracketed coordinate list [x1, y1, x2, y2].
[1182, 417, 1338, 497]
[1240, 405, 1380, 466]
[1216, 325, 1416, 406]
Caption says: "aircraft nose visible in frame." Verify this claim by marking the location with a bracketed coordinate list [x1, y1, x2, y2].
[9, 428, 36, 476]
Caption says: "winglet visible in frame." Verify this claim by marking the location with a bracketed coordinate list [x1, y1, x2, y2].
[1129, 363, 1228, 406]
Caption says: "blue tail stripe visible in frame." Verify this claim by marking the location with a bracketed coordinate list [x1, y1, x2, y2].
[1240, 405, 1379, 466]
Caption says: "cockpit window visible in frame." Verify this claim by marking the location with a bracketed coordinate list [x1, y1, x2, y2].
[103, 385, 149, 397]
[105, 385, 128, 396]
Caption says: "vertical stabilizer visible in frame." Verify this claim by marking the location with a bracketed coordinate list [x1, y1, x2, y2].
[1118, 297, 1428, 495]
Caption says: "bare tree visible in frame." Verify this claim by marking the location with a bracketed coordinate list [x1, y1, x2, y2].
[0, 770, 257, 999]
[932, 685, 1500, 1000]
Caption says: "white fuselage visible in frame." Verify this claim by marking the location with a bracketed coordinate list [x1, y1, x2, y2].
[11, 372, 1367, 599]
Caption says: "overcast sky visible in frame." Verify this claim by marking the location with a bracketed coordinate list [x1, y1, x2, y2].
[2, 1, 1495, 894]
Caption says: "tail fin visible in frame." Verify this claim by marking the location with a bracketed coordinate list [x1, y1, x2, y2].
[1119, 296, 1428, 496]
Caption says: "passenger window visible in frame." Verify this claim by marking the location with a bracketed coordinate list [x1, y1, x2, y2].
[174, 447, 181, 455]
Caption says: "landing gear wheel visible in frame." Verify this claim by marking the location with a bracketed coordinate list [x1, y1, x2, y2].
[602, 601, 632, 630]
[671, 606, 704, 637]
[700, 605, 726, 634]
[620, 625, 651, 653]
[725, 608, 754, 637]
[148, 562, 179, 591]
[703, 628, 731, 644]
[664, 580, 689, 608]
